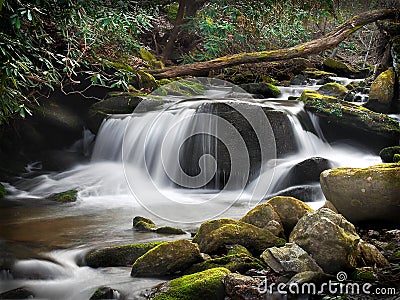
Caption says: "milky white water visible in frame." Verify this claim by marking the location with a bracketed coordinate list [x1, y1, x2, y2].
[0, 77, 384, 299]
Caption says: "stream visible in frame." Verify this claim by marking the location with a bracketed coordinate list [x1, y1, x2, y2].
[0, 77, 384, 299]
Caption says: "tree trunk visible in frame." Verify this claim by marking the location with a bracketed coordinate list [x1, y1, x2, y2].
[151, 9, 398, 79]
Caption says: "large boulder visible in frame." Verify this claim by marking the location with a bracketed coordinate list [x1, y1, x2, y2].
[130, 239, 203, 277]
[289, 208, 360, 274]
[85, 241, 162, 268]
[192, 219, 285, 255]
[265, 196, 313, 236]
[152, 267, 230, 300]
[365, 68, 396, 113]
[299, 90, 400, 144]
[318, 82, 349, 98]
[261, 243, 323, 275]
[323, 58, 361, 78]
[320, 163, 400, 225]
[239, 202, 284, 237]
[379, 146, 400, 163]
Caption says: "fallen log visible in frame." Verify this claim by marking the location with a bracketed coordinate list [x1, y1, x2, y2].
[148, 9, 398, 79]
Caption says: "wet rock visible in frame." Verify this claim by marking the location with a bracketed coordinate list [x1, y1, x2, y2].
[261, 243, 322, 275]
[265, 196, 313, 236]
[318, 82, 349, 98]
[90, 286, 121, 299]
[289, 208, 360, 274]
[151, 267, 230, 300]
[130, 239, 203, 277]
[132, 216, 157, 232]
[299, 90, 400, 142]
[240, 203, 284, 237]
[290, 74, 309, 85]
[185, 253, 266, 274]
[47, 189, 78, 203]
[357, 241, 390, 268]
[265, 184, 324, 203]
[379, 146, 400, 163]
[0, 183, 6, 199]
[0, 287, 34, 299]
[192, 219, 285, 255]
[365, 68, 395, 113]
[154, 78, 205, 96]
[320, 163, 400, 224]
[85, 241, 162, 268]
[237, 83, 281, 98]
[303, 68, 337, 79]
[155, 226, 186, 235]
[323, 58, 360, 78]
[223, 273, 264, 300]
[226, 245, 252, 256]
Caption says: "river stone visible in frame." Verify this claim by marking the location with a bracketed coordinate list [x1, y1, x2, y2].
[265, 184, 324, 203]
[152, 267, 230, 300]
[130, 239, 203, 277]
[0, 288, 35, 299]
[379, 146, 400, 163]
[85, 241, 162, 268]
[89, 286, 121, 299]
[266, 196, 313, 236]
[192, 219, 285, 255]
[261, 243, 323, 275]
[237, 83, 281, 98]
[47, 189, 78, 203]
[320, 163, 400, 224]
[289, 208, 360, 274]
[240, 202, 284, 237]
[299, 90, 400, 142]
[323, 58, 359, 78]
[365, 68, 395, 113]
[288, 271, 331, 285]
[357, 241, 390, 268]
[318, 82, 349, 98]
[223, 273, 264, 300]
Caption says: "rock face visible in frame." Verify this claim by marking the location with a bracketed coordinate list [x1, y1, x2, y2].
[153, 267, 230, 300]
[261, 243, 323, 275]
[299, 90, 400, 143]
[130, 239, 203, 277]
[320, 163, 400, 224]
[379, 146, 400, 163]
[85, 241, 162, 268]
[289, 208, 360, 274]
[365, 68, 396, 113]
[192, 218, 285, 255]
[266, 196, 313, 236]
[240, 202, 283, 237]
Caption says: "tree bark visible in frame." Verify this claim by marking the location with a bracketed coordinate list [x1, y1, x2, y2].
[150, 9, 398, 79]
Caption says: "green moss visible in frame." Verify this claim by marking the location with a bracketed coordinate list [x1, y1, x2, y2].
[303, 68, 337, 79]
[184, 253, 266, 274]
[155, 226, 186, 235]
[379, 146, 400, 163]
[85, 241, 162, 268]
[139, 48, 164, 69]
[352, 268, 377, 282]
[393, 154, 400, 163]
[49, 189, 78, 203]
[318, 82, 349, 98]
[135, 70, 158, 90]
[154, 267, 230, 300]
[369, 68, 395, 104]
[154, 79, 205, 97]
[323, 57, 357, 75]
[0, 183, 6, 199]
[226, 245, 252, 256]
[134, 220, 157, 232]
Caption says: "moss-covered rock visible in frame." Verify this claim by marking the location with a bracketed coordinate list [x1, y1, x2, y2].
[134, 70, 158, 90]
[318, 82, 349, 98]
[85, 241, 162, 268]
[303, 68, 337, 79]
[357, 241, 390, 268]
[89, 286, 121, 299]
[365, 68, 395, 113]
[153, 267, 230, 300]
[0, 287, 35, 299]
[299, 90, 400, 141]
[379, 146, 400, 163]
[130, 239, 203, 277]
[237, 83, 281, 98]
[351, 267, 378, 282]
[192, 219, 285, 255]
[48, 189, 78, 203]
[185, 253, 266, 274]
[0, 183, 6, 199]
[153, 79, 205, 97]
[240, 202, 283, 237]
[265, 196, 313, 236]
[132, 216, 157, 232]
[289, 208, 360, 274]
[155, 226, 186, 235]
[320, 163, 400, 224]
[323, 58, 359, 78]
[226, 245, 252, 256]
[139, 48, 164, 69]
[261, 243, 323, 275]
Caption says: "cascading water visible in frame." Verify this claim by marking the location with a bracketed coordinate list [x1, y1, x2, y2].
[1, 77, 383, 299]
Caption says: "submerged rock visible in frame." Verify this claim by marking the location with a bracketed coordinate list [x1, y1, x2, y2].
[261, 243, 323, 275]
[299, 90, 400, 142]
[265, 196, 313, 236]
[192, 219, 285, 255]
[320, 163, 400, 224]
[152, 267, 230, 300]
[240, 202, 283, 237]
[90, 286, 121, 299]
[365, 68, 396, 113]
[379, 146, 400, 163]
[130, 239, 203, 277]
[85, 241, 162, 268]
[289, 208, 360, 274]
[47, 189, 78, 203]
[185, 253, 266, 274]
[0, 287, 34, 299]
